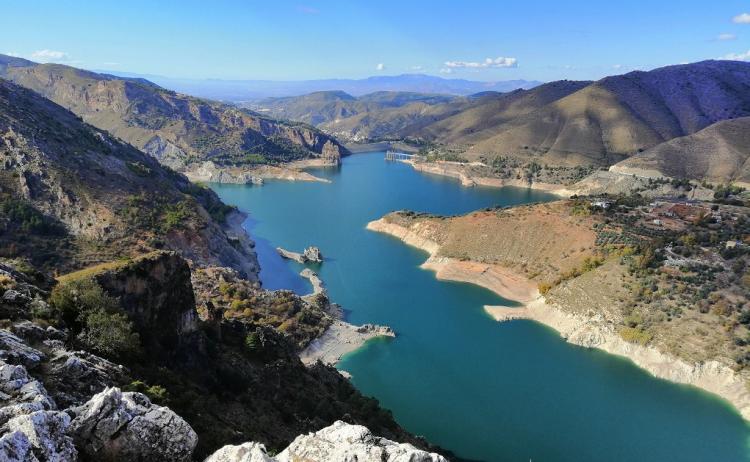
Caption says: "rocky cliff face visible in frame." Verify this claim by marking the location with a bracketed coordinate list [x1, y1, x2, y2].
[79, 252, 199, 355]
[0, 57, 349, 177]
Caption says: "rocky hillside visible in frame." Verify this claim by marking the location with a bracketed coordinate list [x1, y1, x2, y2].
[458, 61, 750, 166]
[0, 77, 258, 276]
[0, 55, 348, 174]
[204, 420, 447, 461]
[0, 254, 445, 460]
[612, 116, 750, 187]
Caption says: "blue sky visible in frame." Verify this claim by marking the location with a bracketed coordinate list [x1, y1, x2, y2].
[2, 0, 750, 82]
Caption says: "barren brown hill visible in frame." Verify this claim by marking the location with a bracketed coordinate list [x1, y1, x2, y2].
[404, 80, 591, 146]
[381, 203, 598, 282]
[462, 60, 750, 166]
[612, 116, 750, 187]
[0, 54, 348, 172]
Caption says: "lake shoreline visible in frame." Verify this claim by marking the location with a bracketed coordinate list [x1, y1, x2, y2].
[183, 159, 332, 184]
[366, 217, 750, 421]
[295, 268, 396, 367]
[401, 160, 575, 197]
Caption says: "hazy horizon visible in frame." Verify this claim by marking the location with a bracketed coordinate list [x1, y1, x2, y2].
[3, 0, 750, 82]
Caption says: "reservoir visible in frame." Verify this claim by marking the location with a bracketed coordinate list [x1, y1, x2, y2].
[212, 152, 750, 462]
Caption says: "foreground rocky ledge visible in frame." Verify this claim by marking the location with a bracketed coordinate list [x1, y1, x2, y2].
[366, 217, 750, 421]
[205, 420, 447, 462]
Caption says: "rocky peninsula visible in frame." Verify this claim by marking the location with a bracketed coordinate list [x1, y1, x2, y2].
[183, 160, 331, 185]
[367, 200, 750, 421]
[297, 269, 395, 367]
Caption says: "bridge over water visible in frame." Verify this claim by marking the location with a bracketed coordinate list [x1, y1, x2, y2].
[385, 150, 418, 161]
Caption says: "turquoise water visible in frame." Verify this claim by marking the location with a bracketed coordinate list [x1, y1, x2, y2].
[212, 152, 750, 462]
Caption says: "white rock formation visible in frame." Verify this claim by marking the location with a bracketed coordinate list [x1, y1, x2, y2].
[205, 421, 447, 462]
[0, 362, 55, 426]
[203, 442, 273, 462]
[0, 331, 45, 369]
[67, 387, 197, 461]
[5, 410, 77, 461]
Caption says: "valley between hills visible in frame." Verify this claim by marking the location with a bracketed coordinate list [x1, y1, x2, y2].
[0, 49, 749, 462]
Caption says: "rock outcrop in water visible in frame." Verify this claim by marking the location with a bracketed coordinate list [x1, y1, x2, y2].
[277, 246, 324, 264]
[205, 420, 448, 462]
[302, 246, 323, 263]
[276, 246, 323, 265]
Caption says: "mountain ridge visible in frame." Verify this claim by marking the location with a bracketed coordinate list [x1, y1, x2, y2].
[98, 70, 542, 100]
[0, 55, 349, 179]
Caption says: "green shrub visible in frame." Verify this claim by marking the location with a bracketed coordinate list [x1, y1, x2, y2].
[0, 198, 65, 235]
[245, 332, 260, 352]
[50, 278, 140, 359]
[124, 380, 169, 404]
[620, 326, 653, 345]
[77, 309, 140, 358]
[160, 201, 191, 233]
[50, 279, 118, 328]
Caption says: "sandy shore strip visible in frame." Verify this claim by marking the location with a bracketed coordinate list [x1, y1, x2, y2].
[403, 160, 574, 197]
[300, 321, 395, 366]
[366, 217, 750, 420]
[300, 268, 326, 296]
[251, 164, 331, 183]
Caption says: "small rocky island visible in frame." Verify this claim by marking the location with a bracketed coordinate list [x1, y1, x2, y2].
[277, 246, 324, 264]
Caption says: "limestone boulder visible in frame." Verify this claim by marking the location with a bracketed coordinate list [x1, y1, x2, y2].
[67, 387, 197, 461]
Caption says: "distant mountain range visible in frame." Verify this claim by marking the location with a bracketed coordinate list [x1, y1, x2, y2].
[254, 60, 750, 186]
[96, 71, 542, 101]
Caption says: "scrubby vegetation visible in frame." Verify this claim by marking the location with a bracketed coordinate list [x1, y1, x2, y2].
[570, 195, 750, 360]
[49, 278, 141, 359]
[192, 268, 331, 348]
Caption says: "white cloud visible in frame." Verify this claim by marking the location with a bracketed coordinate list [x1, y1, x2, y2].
[733, 13, 750, 24]
[439, 68, 453, 74]
[30, 49, 69, 62]
[3, 52, 20, 57]
[102, 62, 121, 66]
[612, 64, 623, 69]
[717, 33, 737, 41]
[444, 56, 517, 69]
[376, 63, 385, 71]
[410, 65, 423, 71]
[723, 50, 750, 61]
